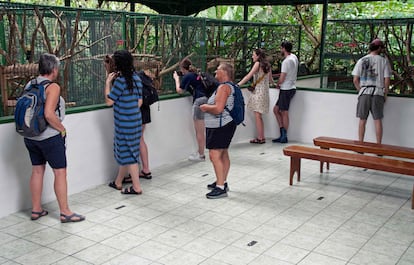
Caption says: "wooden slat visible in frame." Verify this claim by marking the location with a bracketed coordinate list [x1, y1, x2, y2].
[313, 136, 414, 159]
[283, 145, 414, 176]
[283, 145, 414, 210]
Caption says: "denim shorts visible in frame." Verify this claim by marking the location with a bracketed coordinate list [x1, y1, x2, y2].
[192, 96, 208, 120]
[24, 134, 67, 169]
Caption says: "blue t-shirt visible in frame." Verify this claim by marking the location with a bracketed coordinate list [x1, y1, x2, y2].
[181, 72, 207, 100]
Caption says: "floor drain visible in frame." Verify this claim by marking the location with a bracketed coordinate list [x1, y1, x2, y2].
[247, 240, 257, 246]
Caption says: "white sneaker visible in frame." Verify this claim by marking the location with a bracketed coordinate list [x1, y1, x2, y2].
[188, 152, 206, 162]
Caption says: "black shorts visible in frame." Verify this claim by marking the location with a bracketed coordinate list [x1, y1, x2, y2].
[24, 134, 67, 169]
[276, 89, 296, 111]
[206, 121, 237, 149]
[141, 105, 151, 124]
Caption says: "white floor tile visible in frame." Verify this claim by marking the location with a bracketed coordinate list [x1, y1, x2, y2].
[1, 142, 413, 264]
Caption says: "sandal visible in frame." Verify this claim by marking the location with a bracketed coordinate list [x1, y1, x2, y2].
[139, 170, 152, 179]
[108, 181, 122, 190]
[31, 209, 48, 220]
[250, 138, 266, 144]
[121, 186, 142, 195]
[122, 175, 132, 184]
[60, 213, 85, 223]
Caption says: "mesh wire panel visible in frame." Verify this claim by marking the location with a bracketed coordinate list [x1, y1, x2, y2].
[323, 18, 414, 94]
[0, 2, 300, 117]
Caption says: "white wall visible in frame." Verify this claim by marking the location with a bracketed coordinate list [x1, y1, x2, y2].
[1, 87, 413, 217]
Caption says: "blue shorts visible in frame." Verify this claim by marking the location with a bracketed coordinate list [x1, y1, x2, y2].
[24, 134, 67, 169]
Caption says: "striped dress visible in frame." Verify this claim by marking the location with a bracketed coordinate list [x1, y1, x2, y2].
[108, 73, 143, 165]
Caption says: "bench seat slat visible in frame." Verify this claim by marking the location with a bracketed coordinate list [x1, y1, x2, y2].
[283, 145, 414, 210]
[283, 145, 414, 176]
[313, 136, 414, 159]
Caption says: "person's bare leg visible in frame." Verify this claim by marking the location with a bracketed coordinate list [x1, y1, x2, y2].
[273, 105, 283, 128]
[209, 149, 225, 186]
[127, 163, 142, 192]
[359, 119, 367, 142]
[222, 150, 230, 183]
[374, 119, 383, 144]
[140, 124, 150, 173]
[255, 112, 264, 140]
[31, 165, 46, 217]
[282, 111, 290, 131]
[114, 165, 127, 187]
[194, 119, 205, 156]
[53, 167, 82, 221]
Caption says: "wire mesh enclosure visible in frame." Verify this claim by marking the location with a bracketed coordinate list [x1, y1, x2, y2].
[0, 2, 300, 117]
[322, 18, 414, 95]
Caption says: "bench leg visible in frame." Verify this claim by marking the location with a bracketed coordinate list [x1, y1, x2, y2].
[412, 184, 414, 210]
[289, 157, 301, 185]
[320, 147, 329, 172]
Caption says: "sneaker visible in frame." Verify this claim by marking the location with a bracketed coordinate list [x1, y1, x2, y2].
[207, 181, 229, 191]
[188, 152, 205, 162]
[206, 187, 227, 199]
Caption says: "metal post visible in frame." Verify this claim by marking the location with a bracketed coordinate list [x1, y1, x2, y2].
[319, 0, 328, 88]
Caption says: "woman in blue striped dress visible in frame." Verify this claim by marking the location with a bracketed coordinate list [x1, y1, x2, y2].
[104, 50, 143, 195]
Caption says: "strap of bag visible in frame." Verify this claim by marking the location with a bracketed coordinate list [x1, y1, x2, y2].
[251, 73, 266, 88]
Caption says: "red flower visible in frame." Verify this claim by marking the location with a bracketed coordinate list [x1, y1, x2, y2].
[349, 42, 357, 48]
[335, 42, 344, 48]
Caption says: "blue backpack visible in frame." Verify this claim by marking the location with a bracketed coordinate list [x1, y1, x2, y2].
[14, 79, 52, 137]
[223, 82, 245, 126]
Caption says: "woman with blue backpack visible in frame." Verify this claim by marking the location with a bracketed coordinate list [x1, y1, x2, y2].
[200, 63, 239, 199]
[20, 53, 85, 223]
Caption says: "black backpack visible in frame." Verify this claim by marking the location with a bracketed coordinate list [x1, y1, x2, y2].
[137, 71, 159, 106]
[196, 71, 219, 97]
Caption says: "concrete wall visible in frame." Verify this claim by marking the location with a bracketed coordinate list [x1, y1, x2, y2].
[1, 86, 413, 217]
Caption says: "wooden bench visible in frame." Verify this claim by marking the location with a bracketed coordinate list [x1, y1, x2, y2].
[314, 136, 414, 173]
[283, 145, 414, 209]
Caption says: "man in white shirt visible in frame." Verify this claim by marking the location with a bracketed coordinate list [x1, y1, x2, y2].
[352, 38, 391, 143]
[272, 41, 298, 143]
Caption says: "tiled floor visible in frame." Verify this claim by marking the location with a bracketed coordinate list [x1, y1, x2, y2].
[1, 141, 414, 265]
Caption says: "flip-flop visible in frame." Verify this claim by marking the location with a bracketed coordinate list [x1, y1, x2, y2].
[121, 186, 142, 195]
[108, 181, 122, 190]
[31, 209, 48, 220]
[139, 170, 152, 179]
[250, 138, 266, 144]
[122, 175, 132, 184]
[60, 213, 85, 223]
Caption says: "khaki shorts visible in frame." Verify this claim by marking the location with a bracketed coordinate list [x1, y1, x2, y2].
[356, 94, 385, 120]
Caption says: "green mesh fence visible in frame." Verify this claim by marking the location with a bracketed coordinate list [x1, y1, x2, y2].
[0, 2, 300, 117]
[322, 18, 414, 95]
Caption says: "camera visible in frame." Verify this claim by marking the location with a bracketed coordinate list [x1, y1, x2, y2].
[176, 70, 184, 76]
